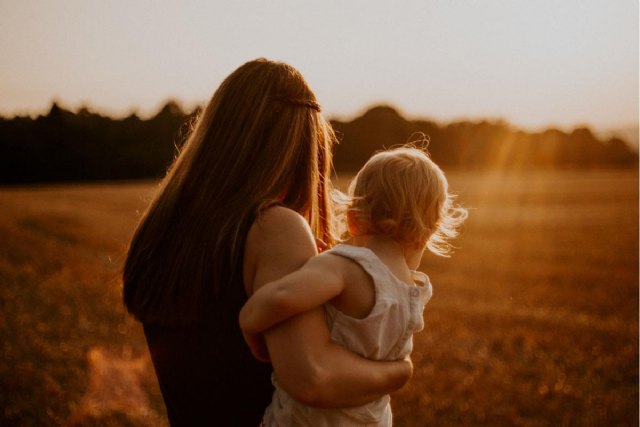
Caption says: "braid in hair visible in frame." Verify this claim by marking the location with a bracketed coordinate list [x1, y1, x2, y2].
[274, 96, 321, 112]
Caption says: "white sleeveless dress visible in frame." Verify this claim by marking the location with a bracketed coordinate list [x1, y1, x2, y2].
[263, 244, 433, 427]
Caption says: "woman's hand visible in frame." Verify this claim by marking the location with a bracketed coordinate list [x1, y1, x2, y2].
[398, 354, 414, 387]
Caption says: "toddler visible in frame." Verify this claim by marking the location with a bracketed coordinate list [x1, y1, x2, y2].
[240, 145, 467, 426]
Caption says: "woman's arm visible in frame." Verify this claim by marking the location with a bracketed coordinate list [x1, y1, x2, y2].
[239, 254, 344, 334]
[243, 206, 412, 408]
[265, 308, 413, 408]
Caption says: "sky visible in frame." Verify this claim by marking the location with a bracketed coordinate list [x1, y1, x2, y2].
[0, 0, 638, 133]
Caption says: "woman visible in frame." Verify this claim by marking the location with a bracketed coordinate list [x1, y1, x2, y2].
[123, 58, 412, 426]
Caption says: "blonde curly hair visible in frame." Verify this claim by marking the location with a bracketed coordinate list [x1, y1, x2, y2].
[344, 145, 467, 257]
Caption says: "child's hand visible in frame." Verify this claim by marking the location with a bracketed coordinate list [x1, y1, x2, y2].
[242, 330, 270, 362]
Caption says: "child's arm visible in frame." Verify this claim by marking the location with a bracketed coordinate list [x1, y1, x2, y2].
[239, 253, 345, 335]
[243, 207, 412, 407]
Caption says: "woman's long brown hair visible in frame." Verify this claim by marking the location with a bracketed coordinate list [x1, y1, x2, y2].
[123, 59, 336, 326]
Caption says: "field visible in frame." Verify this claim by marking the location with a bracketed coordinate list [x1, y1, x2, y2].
[0, 169, 637, 426]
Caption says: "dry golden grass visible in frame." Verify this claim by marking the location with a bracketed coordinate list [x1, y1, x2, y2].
[0, 170, 637, 426]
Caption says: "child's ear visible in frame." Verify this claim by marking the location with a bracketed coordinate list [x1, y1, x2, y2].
[346, 209, 359, 236]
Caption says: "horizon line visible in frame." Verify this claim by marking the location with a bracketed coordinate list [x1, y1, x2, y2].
[1, 98, 638, 137]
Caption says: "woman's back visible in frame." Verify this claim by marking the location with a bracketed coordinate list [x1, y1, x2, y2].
[143, 315, 273, 426]
[140, 206, 273, 426]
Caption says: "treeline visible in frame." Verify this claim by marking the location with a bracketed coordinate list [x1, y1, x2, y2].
[0, 102, 636, 184]
[0, 102, 191, 184]
[332, 106, 637, 171]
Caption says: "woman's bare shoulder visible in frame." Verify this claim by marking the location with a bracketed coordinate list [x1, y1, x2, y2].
[244, 205, 317, 293]
[255, 205, 310, 232]
[248, 205, 314, 246]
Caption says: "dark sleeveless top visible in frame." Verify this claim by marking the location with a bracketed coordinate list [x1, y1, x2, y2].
[142, 213, 273, 426]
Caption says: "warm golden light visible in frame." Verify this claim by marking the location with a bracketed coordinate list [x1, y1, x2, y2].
[0, 1, 637, 426]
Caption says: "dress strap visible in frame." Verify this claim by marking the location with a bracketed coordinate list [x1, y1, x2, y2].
[328, 244, 388, 280]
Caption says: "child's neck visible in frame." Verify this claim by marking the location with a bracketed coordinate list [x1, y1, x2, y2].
[352, 233, 401, 254]
[351, 234, 415, 280]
